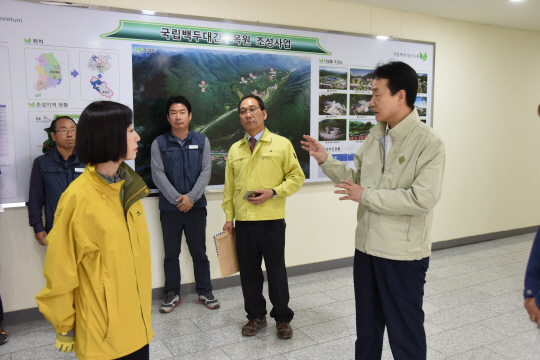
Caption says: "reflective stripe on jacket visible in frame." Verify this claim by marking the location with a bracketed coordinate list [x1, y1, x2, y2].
[35, 163, 153, 360]
[222, 128, 305, 221]
[321, 109, 445, 260]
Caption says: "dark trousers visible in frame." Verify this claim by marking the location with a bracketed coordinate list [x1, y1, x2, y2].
[354, 249, 429, 360]
[115, 344, 149, 360]
[160, 208, 212, 295]
[0, 295, 3, 325]
[235, 220, 294, 322]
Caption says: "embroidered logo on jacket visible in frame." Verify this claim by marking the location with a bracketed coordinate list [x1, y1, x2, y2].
[137, 211, 142, 216]
[399, 156, 405, 164]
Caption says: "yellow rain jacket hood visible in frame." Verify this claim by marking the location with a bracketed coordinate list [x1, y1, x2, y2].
[36, 163, 153, 360]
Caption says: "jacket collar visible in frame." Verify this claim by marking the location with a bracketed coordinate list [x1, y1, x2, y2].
[369, 108, 420, 142]
[86, 163, 150, 214]
[46, 146, 80, 164]
[168, 129, 192, 143]
[242, 127, 272, 147]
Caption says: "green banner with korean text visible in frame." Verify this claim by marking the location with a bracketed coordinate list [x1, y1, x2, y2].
[101, 20, 330, 55]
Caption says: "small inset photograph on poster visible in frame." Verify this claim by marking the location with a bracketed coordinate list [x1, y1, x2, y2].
[349, 120, 375, 141]
[28, 112, 81, 161]
[319, 66, 348, 90]
[349, 94, 374, 116]
[417, 73, 428, 94]
[318, 118, 347, 141]
[319, 93, 347, 116]
[349, 68, 375, 92]
[415, 96, 427, 116]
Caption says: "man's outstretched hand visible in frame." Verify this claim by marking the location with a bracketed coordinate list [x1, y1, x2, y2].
[301, 135, 328, 165]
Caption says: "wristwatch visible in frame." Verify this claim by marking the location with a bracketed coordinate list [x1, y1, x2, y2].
[272, 189, 277, 199]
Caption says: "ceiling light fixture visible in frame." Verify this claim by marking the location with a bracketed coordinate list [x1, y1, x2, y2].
[376, 35, 390, 40]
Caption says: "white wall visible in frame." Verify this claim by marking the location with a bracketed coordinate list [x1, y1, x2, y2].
[2, 0, 540, 313]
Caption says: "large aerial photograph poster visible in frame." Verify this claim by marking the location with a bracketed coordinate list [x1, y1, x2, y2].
[132, 46, 311, 186]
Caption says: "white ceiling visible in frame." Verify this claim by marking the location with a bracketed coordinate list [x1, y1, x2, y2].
[331, 0, 540, 32]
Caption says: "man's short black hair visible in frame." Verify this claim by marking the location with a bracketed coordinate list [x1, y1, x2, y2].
[50, 116, 76, 132]
[237, 95, 265, 112]
[166, 96, 192, 114]
[373, 61, 418, 109]
[76, 101, 133, 164]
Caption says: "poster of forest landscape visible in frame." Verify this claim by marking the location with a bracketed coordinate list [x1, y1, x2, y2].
[132, 46, 311, 187]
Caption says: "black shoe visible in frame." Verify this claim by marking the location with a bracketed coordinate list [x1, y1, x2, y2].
[0, 325, 8, 345]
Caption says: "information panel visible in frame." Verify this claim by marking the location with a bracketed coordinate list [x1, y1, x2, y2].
[0, 0, 434, 204]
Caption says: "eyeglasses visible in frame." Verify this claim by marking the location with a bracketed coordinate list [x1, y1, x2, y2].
[55, 129, 76, 134]
[239, 106, 261, 116]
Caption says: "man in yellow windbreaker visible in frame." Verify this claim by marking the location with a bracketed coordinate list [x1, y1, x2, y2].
[222, 95, 305, 340]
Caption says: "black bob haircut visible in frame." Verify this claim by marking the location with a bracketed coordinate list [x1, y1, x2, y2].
[166, 95, 192, 114]
[237, 95, 265, 112]
[373, 61, 418, 110]
[49, 116, 76, 132]
[76, 101, 133, 164]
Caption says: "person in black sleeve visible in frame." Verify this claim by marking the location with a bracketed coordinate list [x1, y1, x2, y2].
[524, 229, 540, 326]
[0, 295, 7, 345]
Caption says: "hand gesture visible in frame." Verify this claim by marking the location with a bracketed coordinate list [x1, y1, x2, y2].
[334, 180, 364, 203]
[301, 135, 328, 165]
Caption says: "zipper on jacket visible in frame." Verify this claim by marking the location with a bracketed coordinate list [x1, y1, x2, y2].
[407, 215, 411, 243]
[379, 137, 386, 174]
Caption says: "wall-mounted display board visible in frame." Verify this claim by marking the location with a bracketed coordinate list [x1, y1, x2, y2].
[0, 0, 434, 205]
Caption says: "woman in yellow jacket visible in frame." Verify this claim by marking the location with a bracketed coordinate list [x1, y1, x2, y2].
[36, 101, 153, 360]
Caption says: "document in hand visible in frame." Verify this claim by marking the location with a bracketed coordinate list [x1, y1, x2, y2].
[213, 231, 240, 278]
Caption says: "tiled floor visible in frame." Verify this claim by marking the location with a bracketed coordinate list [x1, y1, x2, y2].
[1, 233, 539, 359]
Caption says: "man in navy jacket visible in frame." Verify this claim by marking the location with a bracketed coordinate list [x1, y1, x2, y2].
[28, 116, 84, 246]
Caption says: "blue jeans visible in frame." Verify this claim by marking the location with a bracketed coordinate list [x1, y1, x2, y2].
[0, 295, 3, 325]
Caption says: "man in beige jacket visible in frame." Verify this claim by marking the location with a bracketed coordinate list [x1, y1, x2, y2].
[302, 61, 445, 360]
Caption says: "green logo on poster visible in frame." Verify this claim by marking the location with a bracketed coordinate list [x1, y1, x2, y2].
[319, 59, 324, 63]
[419, 52, 427, 61]
[24, 37, 31, 43]
[28, 102, 35, 107]
[135, 47, 142, 52]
